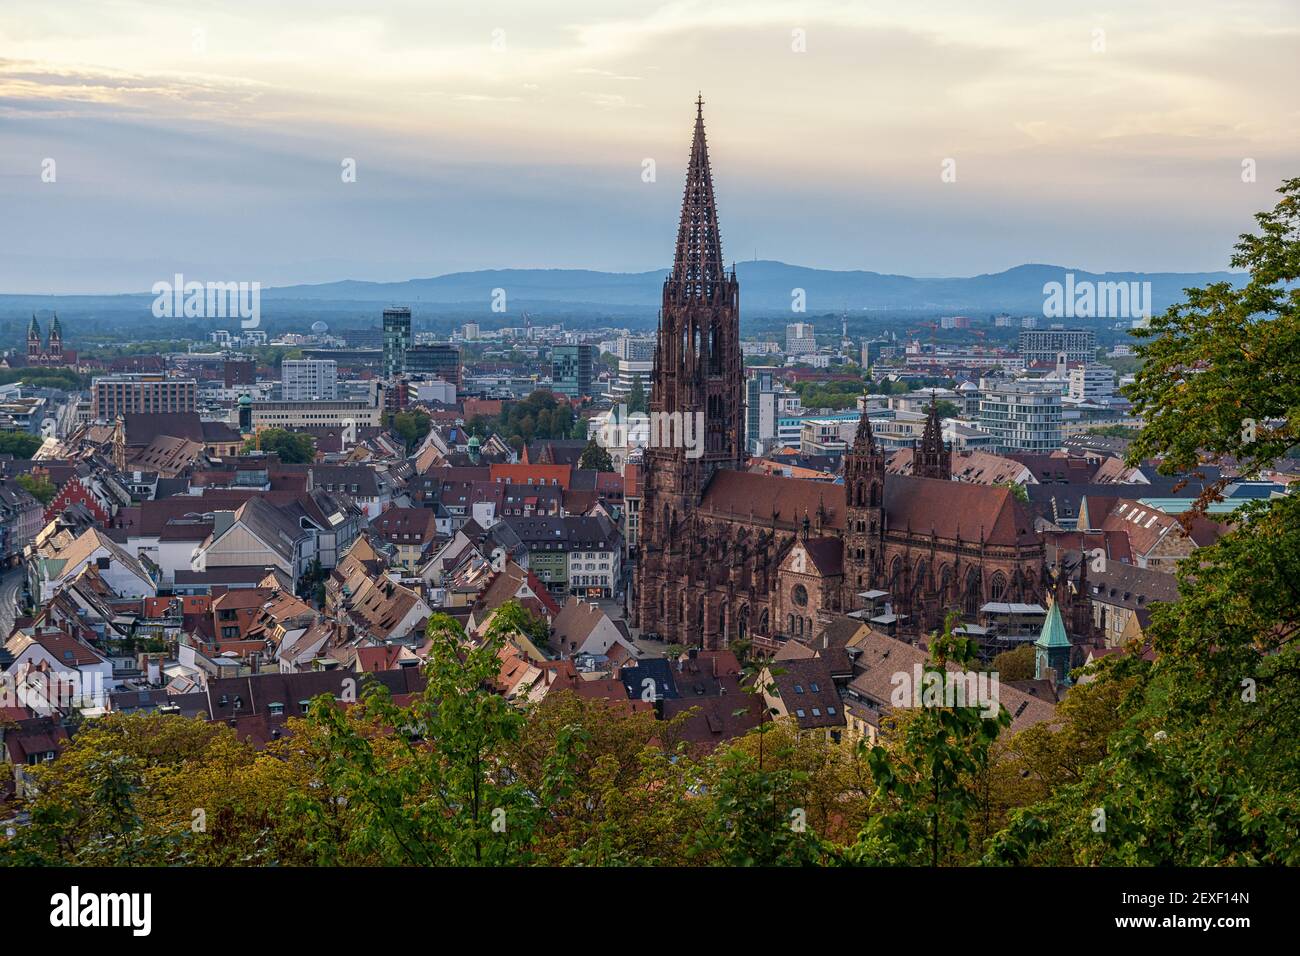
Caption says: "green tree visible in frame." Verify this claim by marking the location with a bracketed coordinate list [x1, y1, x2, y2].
[0, 432, 45, 457]
[847, 616, 1010, 866]
[626, 376, 648, 414]
[996, 480, 1029, 503]
[990, 644, 1035, 681]
[297, 604, 579, 865]
[1126, 177, 1299, 493]
[694, 741, 828, 865]
[0, 368, 89, 390]
[579, 438, 614, 472]
[16, 472, 57, 504]
[480, 391, 577, 448]
[988, 179, 1300, 866]
[245, 428, 315, 463]
[689, 662, 828, 865]
[389, 410, 432, 453]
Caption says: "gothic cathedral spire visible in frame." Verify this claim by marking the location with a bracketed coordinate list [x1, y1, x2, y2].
[665, 94, 728, 306]
[636, 96, 744, 645]
[647, 94, 742, 481]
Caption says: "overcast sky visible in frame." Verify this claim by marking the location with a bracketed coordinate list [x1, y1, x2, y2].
[2, 0, 1297, 293]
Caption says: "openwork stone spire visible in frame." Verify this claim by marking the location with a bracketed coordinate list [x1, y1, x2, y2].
[852, 401, 879, 455]
[666, 94, 727, 302]
[915, 393, 952, 480]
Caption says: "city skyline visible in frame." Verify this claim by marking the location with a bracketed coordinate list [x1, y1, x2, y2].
[3, 0, 1298, 293]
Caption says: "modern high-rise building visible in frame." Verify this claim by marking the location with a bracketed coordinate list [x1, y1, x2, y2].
[978, 380, 1063, 452]
[1067, 364, 1117, 403]
[611, 358, 653, 405]
[1019, 328, 1096, 366]
[92, 374, 197, 419]
[745, 367, 780, 455]
[551, 344, 594, 400]
[405, 344, 461, 386]
[785, 322, 816, 355]
[382, 307, 412, 377]
[616, 335, 656, 362]
[281, 359, 338, 401]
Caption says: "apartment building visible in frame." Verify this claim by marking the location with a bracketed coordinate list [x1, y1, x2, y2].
[92, 374, 197, 419]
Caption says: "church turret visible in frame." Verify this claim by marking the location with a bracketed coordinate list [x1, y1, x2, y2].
[915, 394, 951, 480]
[1034, 599, 1073, 687]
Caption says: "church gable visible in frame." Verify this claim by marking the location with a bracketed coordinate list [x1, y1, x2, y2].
[780, 536, 843, 580]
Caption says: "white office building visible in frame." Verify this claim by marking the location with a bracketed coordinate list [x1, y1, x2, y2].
[1068, 364, 1117, 403]
[282, 359, 338, 401]
[977, 380, 1064, 453]
[611, 358, 653, 403]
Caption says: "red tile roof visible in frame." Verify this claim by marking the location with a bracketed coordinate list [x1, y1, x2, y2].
[699, 471, 1035, 547]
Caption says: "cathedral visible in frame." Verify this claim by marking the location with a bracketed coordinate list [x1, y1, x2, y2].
[25, 313, 69, 367]
[634, 100, 1051, 651]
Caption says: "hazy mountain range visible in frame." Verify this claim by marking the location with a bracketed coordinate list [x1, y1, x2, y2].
[0, 261, 1244, 322]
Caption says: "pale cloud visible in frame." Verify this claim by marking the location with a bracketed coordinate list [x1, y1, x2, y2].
[0, 0, 1296, 292]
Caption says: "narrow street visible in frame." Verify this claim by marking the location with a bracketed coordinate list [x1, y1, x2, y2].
[0, 566, 25, 639]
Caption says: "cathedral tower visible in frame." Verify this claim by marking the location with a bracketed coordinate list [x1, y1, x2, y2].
[635, 96, 744, 643]
[843, 403, 886, 606]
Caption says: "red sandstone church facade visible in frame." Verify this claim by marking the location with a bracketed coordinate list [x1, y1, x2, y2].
[633, 100, 1050, 651]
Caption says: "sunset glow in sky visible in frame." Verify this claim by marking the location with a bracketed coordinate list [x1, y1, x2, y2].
[2, 0, 1297, 292]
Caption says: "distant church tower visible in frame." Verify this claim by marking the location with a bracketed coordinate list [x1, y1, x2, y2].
[635, 96, 744, 643]
[47, 313, 62, 362]
[27, 314, 42, 363]
[26, 312, 63, 366]
[914, 397, 951, 480]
